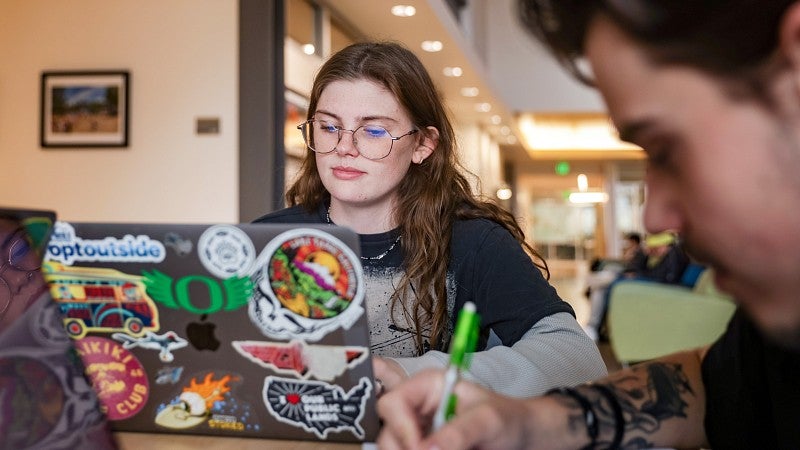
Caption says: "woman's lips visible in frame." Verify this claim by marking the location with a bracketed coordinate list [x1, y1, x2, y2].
[332, 166, 365, 180]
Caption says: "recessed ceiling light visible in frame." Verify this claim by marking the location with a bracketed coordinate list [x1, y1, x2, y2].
[302, 44, 315, 55]
[391, 5, 416, 17]
[443, 66, 463, 77]
[475, 102, 492, 112]
[500, 126, 511, 135]
[507, 136, 518, 144]
[490, 115, 502, 125]
[460, 87, 479, 97]
[421, 40, 443, 52]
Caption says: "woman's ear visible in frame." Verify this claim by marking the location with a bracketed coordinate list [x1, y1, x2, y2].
[412, 126, 439, 164]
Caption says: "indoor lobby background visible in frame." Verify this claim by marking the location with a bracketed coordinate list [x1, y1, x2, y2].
[0, 0, 648, 330]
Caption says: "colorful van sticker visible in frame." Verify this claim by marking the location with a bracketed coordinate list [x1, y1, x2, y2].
[75, 336, 149, 421]
[232, 340, 368, 381]
[112, 331, 188, 363]
[154, 372, 258, 432]
[248, 229, 365, 342]
[42, 262, 160, 339]
[46, 221, 166, 265]
[264, 376, 372, 440]
[198, 225, 257, 279]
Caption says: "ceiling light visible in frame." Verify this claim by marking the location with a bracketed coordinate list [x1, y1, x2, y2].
[475, 103, 492, 112]
[496, 185, 513, 201]
[577, 173, 588, 192]
[500, 126, 511, 135]
[421, 40, 443, 52]
[460, 87, 479, 97]
[517, 113, 642, 152]
[443, 66, 463, 77]
[302, 44, 315, 55]
[490, 115, 502, 125]
[391, 5, 416, 17]
[569, 192, 609, 204]
[506, 136, 518, 145]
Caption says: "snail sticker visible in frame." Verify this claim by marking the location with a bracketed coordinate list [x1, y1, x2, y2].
[248, 229, 365, 342]
[264, 376, 372, 440]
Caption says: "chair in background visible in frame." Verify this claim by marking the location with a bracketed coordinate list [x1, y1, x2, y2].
[607, 275, 736, 366]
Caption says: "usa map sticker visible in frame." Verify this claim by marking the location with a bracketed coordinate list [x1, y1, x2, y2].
[198, 225, 257, 279]
[75, 336, 149, 421]
[232, 339, 368, 381]
[112, 331, 188, 362]
[264, 376, 372, 440]
[154, 371, 259, 433]
[248, 228, 365, 342]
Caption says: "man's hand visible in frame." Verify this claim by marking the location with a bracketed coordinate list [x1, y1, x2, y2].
[376, 369, 574, 450]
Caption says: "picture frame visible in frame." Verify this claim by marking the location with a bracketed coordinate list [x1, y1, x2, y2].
[40, 71, 129, 148]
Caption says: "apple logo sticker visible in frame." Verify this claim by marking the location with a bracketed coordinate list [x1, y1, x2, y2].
[186, 314, 220, 351]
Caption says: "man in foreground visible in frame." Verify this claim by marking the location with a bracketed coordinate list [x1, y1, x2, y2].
[377, 1, 800, 448]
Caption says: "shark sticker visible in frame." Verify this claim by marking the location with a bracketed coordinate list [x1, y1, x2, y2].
[111, 331, 188, 363]
[263, 376, 372, 440]
[248, 229, 365, 342]
[232, 340, 368, 381]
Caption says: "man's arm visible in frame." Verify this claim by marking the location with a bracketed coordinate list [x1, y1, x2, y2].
[377, 348, 709, 450]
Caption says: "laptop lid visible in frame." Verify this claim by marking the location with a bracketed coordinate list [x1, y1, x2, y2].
[42, 221, 378, 443]
[0, 208, 116, 450]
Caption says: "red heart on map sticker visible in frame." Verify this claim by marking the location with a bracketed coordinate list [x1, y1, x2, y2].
[286, 393, 301, 405]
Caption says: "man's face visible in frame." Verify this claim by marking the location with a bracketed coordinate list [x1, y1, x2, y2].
[585, 16, 800, 347]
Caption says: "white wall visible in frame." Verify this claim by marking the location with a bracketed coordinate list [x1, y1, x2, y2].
[0, 0, 238, 222]
[483, 0, 604, 112]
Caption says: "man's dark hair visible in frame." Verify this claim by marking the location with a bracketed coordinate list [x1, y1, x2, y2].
[517, 0, 794, 94]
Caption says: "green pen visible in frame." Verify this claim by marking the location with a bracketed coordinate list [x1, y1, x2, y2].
[433, 301, 480, 430]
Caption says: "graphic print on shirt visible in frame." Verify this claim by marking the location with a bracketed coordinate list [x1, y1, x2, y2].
[248, 228, 365, 342]
[362, 266, 455, 357]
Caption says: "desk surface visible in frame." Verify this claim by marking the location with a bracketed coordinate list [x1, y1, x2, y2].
[114, 432, 367, 449]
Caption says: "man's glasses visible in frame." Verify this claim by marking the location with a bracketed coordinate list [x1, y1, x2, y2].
[0, 225, 42, 323]
[297, 120, 418, 161]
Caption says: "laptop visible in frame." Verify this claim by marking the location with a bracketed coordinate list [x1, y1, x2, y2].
[41, 221, 379, 443]
[0, 208, 116, 450]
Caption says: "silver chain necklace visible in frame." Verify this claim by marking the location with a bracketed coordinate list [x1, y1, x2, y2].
[326, 205, 402, 261]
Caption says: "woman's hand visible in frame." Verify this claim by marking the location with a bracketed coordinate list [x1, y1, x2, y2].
[372, 356, 408, 395]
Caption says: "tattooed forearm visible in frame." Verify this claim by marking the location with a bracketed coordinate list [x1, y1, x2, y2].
[571, 362, 696, 449]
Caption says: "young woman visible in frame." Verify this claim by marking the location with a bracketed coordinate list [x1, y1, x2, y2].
[256, 41, 606, 396]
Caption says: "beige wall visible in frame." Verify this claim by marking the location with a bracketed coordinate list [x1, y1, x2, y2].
[0, 0, 238, 222]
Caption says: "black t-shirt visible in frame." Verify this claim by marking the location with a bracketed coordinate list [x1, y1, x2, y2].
[702, 309, 800, 448]
[254, 204, 573, 354]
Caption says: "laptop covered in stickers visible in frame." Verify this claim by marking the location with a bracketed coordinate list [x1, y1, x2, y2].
[41, 221, 379, 443]
[0, 208, 117, 450]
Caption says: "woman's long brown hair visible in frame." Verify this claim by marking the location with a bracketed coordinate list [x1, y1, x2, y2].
[286, 41, 549, 353]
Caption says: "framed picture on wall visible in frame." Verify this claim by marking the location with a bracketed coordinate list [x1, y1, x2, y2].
[40, 71, 129, 148]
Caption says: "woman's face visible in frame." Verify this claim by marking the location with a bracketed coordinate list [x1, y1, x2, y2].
[312, 79, 431, 214]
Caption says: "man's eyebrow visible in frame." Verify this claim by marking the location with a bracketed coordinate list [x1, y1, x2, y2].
[617, 119, 655, 144]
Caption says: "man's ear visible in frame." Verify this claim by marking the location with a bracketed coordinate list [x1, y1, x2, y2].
[779, 2, 800, 80]
[412, 126, 438, 164]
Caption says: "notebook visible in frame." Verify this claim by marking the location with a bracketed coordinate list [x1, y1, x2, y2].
[41, 221, 379, 443]
[0, 208, 116, 450]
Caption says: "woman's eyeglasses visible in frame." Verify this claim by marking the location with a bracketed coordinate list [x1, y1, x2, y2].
[297, 120, 418, 161]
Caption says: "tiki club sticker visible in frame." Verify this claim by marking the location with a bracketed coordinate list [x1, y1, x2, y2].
[154, 371, 259, 432]
[75, 336, 149, 421]
[232, 339, 368, 381]
[264, 376, 372, 440]
[249, 229, 365, 342]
